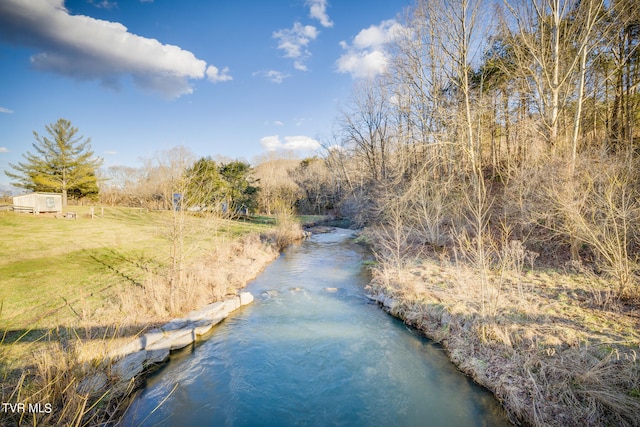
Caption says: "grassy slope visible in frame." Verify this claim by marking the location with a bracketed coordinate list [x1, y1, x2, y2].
[0, 207, 273, 335]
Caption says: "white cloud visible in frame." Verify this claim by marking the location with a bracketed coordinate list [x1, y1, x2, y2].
[206, 65, 233, 83]
[0, 0, 229, 98]
[353, 20, 401, 49]
[260, 135, 282, 151]
[294, 61, 308, 72]
[103, 150, 118, 155]
[0, 107, 13, 114]
[336, 19, 404, 79]
[260, 135, 321, 152]
[274, 120, 284, 126]
[90, 0, 117, 9]
[307, 0, 333, 28]
[336, 50, 387, 79]
[0, 147, 9, 153]
[283, 135, 322, 150]
[273, 22, 318, 58]
[254, 70, 290, 84]
[273, 22, 318, 71]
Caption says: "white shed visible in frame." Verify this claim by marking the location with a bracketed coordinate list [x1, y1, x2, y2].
[12, 192, 63, 214]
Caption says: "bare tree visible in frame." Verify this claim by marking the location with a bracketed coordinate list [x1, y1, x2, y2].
[503, 0, 609, 163]
[389, 1, 453, 176]
[338, 80, 393, 184]
[99, 165, 145, 206]
[252, 152, 301, 215]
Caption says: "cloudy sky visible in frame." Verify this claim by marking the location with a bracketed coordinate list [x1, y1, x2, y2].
[0, 0, 409, 190]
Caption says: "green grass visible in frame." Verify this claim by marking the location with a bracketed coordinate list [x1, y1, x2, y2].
[297, 215, 329, 225]
[214, 213, 325, 236]
[223, 215, 273, 236]
[237, 214, 327, 227]
[0, 207, 274, 331]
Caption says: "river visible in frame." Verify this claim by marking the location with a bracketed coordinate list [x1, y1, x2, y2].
[120, 228, 510, 426]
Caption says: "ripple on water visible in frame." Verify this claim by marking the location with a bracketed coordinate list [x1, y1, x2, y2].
[121, 229, 511, 427]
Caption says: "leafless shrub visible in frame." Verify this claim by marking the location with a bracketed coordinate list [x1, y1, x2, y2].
[404, 166, 460, 248]
[365, 184, 418, 282]
[548, 151, 640, 299]
[269, 201, 304, 250]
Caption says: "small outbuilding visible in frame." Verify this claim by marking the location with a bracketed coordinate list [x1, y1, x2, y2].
[12, 192, 63, 214]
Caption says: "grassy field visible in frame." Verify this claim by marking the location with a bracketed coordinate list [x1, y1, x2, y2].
[0, 206, 284, 373]
[0, 207, 273, 331]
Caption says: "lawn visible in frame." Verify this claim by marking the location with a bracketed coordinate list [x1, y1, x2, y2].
[0, 207, 272, 331]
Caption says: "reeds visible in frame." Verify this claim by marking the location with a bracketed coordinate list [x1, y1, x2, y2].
[1, 328, 132, 426]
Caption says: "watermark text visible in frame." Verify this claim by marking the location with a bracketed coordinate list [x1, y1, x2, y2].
[1, 402, 53, 414]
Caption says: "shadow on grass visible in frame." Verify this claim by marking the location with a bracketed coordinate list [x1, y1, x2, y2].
[1, 322, 164, 346]
[239, 215, 276, 225]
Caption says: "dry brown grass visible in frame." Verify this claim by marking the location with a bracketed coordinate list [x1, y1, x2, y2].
[262, 202, 305, 250]
[118, 233, 278, 320]
[1, 333, 133, 426]
[367, 256, 640, 426]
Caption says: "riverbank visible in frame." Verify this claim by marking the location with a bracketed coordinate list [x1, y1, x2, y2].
[0, 208, 307, 426]
[121, 226, 510, 426]
[366, 254, 640, 426]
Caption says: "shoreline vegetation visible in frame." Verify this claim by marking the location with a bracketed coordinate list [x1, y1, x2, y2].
[362, 230, 640, 426]
[0, 206, 310, 426]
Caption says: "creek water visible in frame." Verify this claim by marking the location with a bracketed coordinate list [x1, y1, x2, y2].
[121, 228, 511, 426]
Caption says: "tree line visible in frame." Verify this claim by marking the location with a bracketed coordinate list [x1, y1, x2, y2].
[5, 119, 338, 217]
[325, 0, 640, 299]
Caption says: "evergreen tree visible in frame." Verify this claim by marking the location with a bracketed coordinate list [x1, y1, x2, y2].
[219, 161, 259, 215]
[5, 118, 102, 205]
[183, 156, 225, 209]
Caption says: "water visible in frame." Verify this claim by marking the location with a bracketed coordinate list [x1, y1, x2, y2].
[121, 229, 510, 426]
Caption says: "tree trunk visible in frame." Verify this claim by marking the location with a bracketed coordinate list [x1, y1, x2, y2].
[571, 44, 588, 174]
[549, 0, 561, 148]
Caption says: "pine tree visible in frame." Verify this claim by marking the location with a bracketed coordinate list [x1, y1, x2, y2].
[183, 156, 225, 209]
[218, 161, 259, 215]
[5, 118, 102, 206]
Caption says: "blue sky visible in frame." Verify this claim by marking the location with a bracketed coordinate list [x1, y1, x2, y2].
[0, 0, 410, 191]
